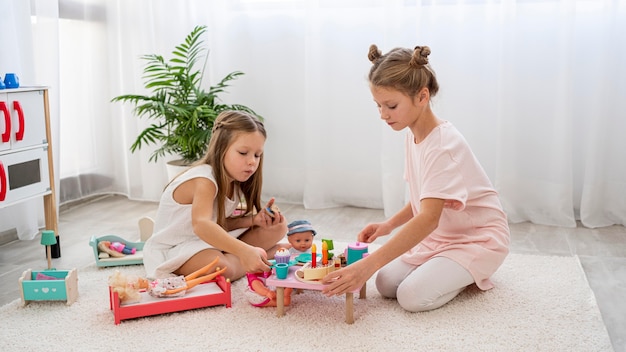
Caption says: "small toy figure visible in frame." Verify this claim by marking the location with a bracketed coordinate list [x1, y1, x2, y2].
[97, 240, 125, 258]
[245, 272, 292, 307]
[286, 220, 316, 255]
[110, 241, 136, 255]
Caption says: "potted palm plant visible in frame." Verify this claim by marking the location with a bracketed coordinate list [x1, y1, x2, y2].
[112, 25, 260, 170]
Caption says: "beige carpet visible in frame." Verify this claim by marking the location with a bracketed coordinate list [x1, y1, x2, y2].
[0, 249, 613, 351]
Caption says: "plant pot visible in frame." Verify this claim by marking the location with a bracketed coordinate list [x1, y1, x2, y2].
[166, 159, 191, 181]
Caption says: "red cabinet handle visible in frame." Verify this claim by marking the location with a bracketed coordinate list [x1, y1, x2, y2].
[0, 102, 10, 144]
[0, 160, 6, 201]
[13, 101, 25, 141]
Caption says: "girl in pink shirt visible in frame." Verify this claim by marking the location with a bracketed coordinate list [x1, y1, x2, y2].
[322, 45, 510, 312]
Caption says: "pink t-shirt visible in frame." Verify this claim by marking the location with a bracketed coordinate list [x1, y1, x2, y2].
[401, 121, 509, 290]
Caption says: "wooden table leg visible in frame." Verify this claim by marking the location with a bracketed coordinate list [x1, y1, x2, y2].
[359, 283, 366, 299]
[345, 292, 354, 324]
[276, 287, 285, 317]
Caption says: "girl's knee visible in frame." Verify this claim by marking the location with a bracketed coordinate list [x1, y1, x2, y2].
[396, 285, 464, 312]
[397, 290, 435, 312]
[375, 273, 398, 299]
[224, 265, 245, 282]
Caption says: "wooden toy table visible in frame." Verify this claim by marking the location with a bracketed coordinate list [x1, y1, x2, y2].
[265, 265, 366, 324]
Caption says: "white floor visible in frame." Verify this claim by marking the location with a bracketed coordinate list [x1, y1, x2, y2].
[1, 194, 624, 351]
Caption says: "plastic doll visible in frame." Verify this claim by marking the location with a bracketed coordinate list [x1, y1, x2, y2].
[110, 241, 136, 255]
[148, 256, 227, 297]
[245, 272, 292, 307]
[108, 256, 227, 301]
[108, 270, 150, 303]
[97, 240, 125, 258]
[286, 220, 317, 255]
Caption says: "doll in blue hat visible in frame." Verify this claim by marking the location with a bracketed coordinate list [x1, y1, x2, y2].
[286, 220, 316, 255]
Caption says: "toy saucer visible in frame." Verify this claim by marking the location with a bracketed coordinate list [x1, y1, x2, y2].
[295, 253, 322, 264]
[268, 259, 297, 267]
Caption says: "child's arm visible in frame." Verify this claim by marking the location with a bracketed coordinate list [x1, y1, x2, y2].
[178, 177, 270, 273]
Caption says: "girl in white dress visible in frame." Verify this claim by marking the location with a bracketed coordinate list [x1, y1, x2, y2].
[144, 111, 287, 281]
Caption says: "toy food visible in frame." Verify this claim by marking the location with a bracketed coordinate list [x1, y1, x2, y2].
[274, 247, 291, 264]
[295, 257, 341, 281]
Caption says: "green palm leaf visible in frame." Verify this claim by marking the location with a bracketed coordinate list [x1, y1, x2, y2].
[111, 25, 261, 163]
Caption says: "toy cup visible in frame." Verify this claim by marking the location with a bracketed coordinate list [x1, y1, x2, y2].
[275, 263, 289, 279]
[346, 242, 368, 265]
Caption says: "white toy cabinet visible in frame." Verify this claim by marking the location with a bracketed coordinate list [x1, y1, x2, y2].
[0, 87, 58, 235]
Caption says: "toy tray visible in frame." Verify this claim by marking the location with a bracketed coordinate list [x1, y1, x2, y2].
[109, 275, 231, 324]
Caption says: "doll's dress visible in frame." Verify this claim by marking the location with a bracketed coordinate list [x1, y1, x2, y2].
[245, 272, 273, 307]
[148, 276, 187, 298]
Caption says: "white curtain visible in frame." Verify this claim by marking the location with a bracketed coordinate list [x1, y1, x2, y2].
[7, 0, 623, 235]
[0, 0, 53, 239]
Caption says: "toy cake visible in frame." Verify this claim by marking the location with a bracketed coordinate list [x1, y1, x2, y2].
[295, 257, 341, 281]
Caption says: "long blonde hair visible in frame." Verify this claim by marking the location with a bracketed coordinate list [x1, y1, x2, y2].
[194, 110, 266, 227]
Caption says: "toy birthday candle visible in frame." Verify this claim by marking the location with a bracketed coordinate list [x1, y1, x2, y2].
[311, 244, 317, 268]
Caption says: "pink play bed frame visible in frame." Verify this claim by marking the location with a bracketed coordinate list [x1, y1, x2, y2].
[109, 275, 231, 325]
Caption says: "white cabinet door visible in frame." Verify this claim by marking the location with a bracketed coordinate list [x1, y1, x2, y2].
[0, 146, 51, 207]
[1, 90, 47, 152]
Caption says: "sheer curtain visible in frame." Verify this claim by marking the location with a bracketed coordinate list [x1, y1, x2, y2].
[0, 0, 42, 240]
[17, 0, 625, 234]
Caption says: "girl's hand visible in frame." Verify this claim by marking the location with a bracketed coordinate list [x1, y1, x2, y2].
[321, 261, 371, 297]
[357, 222, 392, 243]
[240, 246, 272, 273]
[252, 197, 284, 228]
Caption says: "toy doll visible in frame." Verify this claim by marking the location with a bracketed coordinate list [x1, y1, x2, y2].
[148, 257, 227, 297]
[108, 270, 150, 303]
[108, 256, 227, 302]
[245, 272, 292, 307]
[286, 220, 317, 255]
[97, 240, 125, 258]
[110, 241, 137, 255]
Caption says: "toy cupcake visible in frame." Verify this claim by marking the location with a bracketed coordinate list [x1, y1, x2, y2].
[274, 247, 291, 264]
